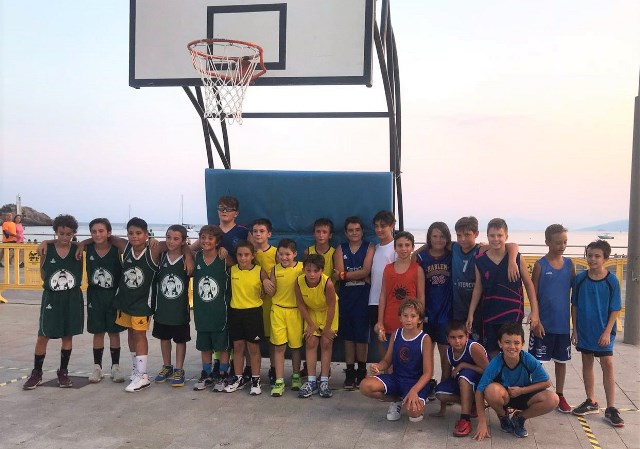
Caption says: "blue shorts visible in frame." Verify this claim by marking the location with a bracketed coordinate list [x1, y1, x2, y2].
[375, 373, 431, 402]
[424, 321, 448, 345]
[435, 369, 483, 395]
[528, 333, 571, 362]
[339, 296, 370, 343]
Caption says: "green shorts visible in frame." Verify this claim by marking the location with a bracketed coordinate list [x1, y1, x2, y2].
[87, 288, 125, 334]
[38, 289, 84, 338]
[196, 330, 230, 352]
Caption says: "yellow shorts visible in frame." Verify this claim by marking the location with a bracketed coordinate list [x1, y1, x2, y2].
[115, 310, 151, 331]
[306, 306, 339, 337]
[270, 305, 303, 348]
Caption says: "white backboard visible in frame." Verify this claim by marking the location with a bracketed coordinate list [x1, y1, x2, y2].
[130, 0, 374, 87]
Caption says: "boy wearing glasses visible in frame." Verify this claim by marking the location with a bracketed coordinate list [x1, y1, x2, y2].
[216, 196, 250, 257]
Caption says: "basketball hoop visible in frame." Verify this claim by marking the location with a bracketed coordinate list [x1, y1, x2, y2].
[188, 38, 267, 124]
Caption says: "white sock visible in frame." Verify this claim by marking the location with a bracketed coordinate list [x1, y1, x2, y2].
[136, 355, 147, 376]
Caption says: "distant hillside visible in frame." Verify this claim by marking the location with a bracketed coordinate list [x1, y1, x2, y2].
[0, 204, 53, 226]
[579, 219, 629, 232]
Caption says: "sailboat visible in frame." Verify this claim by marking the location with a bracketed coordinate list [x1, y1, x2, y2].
[181, 195, 194, 230]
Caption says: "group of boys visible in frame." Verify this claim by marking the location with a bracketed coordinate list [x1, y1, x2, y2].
[20, 203, 625, 437]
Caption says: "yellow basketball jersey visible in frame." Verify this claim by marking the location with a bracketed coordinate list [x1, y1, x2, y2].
[307, 245, 335, 277]
[230, 264, 262, 309]
[296, 273, 338, 311]
[272, 262, 303, 308]
[255, 245, 277, 273]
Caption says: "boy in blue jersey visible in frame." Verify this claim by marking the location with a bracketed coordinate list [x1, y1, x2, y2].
[333, 216, 374, 389]
[528, 224, 575, 413]
[217, 196, 250, 257]
[474, 323, 558, 440]
[570, 240, 623, 427]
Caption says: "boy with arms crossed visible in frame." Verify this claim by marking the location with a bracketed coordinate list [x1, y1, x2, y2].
[296, 254, 339, 398]
[528, 224, 575, 413]
[152, 225, 191, 387]
[24, 215, 83, 390]
[268, 239, 304, 396]
[474, 323, 558, 440]
[571, 240, 624, 427]
[333, 216, 374, 389]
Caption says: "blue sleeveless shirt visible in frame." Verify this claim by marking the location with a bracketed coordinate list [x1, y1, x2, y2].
[475, 252, 524, 324]
[536, 256, 573, 334]
[338, 241, 371, 309]
[417, 250, 453, 325]
[452, 242, 480, 321]
[392, 328, 427, 383]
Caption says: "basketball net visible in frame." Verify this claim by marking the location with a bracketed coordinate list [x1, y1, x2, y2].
[188, 39, 266, 124]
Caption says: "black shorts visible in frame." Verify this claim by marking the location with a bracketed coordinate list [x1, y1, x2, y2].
[506, 389, 548, 411]
[229, 307, 264, 343]
[152, 321, 191, 343]
[576, 347, 613, 357]
[483, 322, 510, 354]
[424, 321, 448, 345]
[369, 305, 379, 328]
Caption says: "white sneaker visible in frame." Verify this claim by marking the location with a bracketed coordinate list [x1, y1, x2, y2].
[111, 364, 125, 383]
[250, 377, 262, 395]
[88, 364, 103, 383]
[125, 373, 151, 392]
[409, 414, 424, 423]
[386, 401, 402, 421]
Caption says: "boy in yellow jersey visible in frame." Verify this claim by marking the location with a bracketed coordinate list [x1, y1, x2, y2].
[224, 241, 270, 395]
[296, 254, 339, 399]
[251, 218, 278, 386]
[304, 218, 335, 278]
[269, 239, 304, 396]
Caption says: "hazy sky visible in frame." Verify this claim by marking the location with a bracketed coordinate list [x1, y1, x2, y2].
[1, 1, 638, 229]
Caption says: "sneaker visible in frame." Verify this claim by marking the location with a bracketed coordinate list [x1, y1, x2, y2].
[386, 401, 402, 421]
[88, 364, 104, 383]
[319, 380, 332, 398]
[271, 379, 285, 397]
[250, 377, 262, 395]
[499, 414, 514, 433]
[23, 369, 43, 390]
[57, 369, 73, 388]
[453, 418, 471, 437]
[557, 395, 572, 413]
[224, 375, 247, 393]
[511, 414, 528, 438]
[268, 367, 276, 388]
[170, 368, 185, 387]
[572, 398, 600, 416]
[194, 370, 214, 391]
[154, 365, 173, 383]
[290, 373, 302, 391]
[111, 364, 125, 383]
[125, 373, 151, 392]
[409, 413, 424, 423]
[213, 373, 228, 392]
[604, 407, 625, 427]
[355, 368, 367, 388]
[343, 368, 356, 391]
[298, 381, 318, 398]
[427, 379, 437, 401]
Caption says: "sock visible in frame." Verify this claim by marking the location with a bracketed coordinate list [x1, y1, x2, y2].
[252, 375, 260, 383]
[60, 349, 72, 370]
[34, 354, 46, 372]
[357, 361, 366, 372]
[135, 355, 147, 375]
[203, 363, 212, 375]
[276, 377, 284, 383]
[110, 347, 121, 366]
[220, 363, 229, 375]
[93, 348, 104, 367]
[320, 376, 329, 382]
[461, 414, 471, 422]
[308, 376, 317, 383]
[346, 363, 355, 372]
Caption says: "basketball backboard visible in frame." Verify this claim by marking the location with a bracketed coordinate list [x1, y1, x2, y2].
[130, 0, 374, 88]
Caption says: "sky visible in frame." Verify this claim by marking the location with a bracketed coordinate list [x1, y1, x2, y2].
[1, 1, 639, 230]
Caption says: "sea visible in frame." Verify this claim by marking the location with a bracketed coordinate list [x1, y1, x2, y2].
[21, 224, 629, 257]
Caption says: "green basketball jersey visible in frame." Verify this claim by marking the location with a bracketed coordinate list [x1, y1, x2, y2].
[42, 242, 83, 293]
[193, 250, 230, 332]
[154, 252, 190, 325]
[86, 243, 122, 293]
[114, 243, 158, 317]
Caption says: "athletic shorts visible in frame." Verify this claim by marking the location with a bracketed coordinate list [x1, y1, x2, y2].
[86, 288, 125, 334]
[196, 330, 230, 352]
[152, 321, 191, 343]
[435, 369, 483, 395]
[306, 305, 339, 337]
[375, 373, 430, 402]
[528, 333, 571, 362]
[270, 305, 303, 348]
[369, 305, 379, 329]
[424, 321, 448, 345]
[576, 347, 614, 357]
[229, 306, 264, 342]
[506, 388, 548, 411]
[339, 301, 370, 343]
[38, 289, 84, 338]
[115, 310, 151, 331]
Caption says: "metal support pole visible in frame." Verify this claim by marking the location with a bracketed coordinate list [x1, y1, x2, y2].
[624, 73, 640, 345]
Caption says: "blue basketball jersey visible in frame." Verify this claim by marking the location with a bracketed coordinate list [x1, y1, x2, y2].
[221, 224, 249, 254]
[338, 241, 371, 312]
[475, 252, 524, 324]
[447, 339, 487, 368]
[536, 256, 573, 334]
[392, 328, 427, 383]
[417, 250, 453, 325]
[452, 242, 480, 321]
